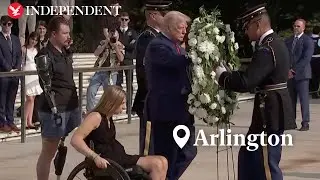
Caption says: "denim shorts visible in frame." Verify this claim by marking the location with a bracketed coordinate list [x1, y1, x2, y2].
[38, 108, 82, 138]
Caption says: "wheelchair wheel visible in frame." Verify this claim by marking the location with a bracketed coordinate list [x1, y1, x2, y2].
[67, 159, 131, 180]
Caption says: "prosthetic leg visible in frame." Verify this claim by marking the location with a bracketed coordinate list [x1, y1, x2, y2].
[54, 137, 68, 179]
[35, 55, 67, 179]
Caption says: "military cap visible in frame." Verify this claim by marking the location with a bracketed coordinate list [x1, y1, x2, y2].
[145, 1, 172, 11]
[237, 3, 268, 29]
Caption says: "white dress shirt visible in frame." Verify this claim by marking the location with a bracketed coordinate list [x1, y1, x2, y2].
[1, 31, 11, 40]
[120, 27, 128, 33]
[258, 29, 274, 45]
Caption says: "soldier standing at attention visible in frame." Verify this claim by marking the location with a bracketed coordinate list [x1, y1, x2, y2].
[132, 1, 172, 156]
[214, 4, 297, 180]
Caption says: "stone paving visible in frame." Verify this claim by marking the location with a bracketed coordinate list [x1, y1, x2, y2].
[1, 99, 320, 180]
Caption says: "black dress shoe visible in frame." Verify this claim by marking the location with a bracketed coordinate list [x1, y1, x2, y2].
[298, 124, 309, 131]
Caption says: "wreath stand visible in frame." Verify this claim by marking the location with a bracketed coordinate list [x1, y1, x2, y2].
[215, 117, 236, 180]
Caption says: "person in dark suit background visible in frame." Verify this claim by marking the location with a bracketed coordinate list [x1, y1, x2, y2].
[144, 11, 196, 180]
[310, 26, 320, 98]
[286, 18, 314, 131]
[133, 1, 172, 156]
[116, 12, 138, 113]
[0, 16, 22, 133]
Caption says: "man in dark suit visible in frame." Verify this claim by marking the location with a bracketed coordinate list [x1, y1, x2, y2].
[116, 12, 137, 113]
[144, 11, 196, 180]
[285, 18, 314, 131]
[215, 4, 296, 179]
[133, 1, 172, 156]
[0, 16, 21, 132]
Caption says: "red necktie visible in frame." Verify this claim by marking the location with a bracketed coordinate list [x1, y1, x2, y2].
[175, 43, 181, 55]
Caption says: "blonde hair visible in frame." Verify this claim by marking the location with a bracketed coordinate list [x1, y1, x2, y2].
[162, 11, 190, 32]
[92, 85, 126, 118]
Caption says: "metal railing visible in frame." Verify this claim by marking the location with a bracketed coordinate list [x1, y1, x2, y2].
[0, 65, 135, 143]
[0, 57, 257, 143]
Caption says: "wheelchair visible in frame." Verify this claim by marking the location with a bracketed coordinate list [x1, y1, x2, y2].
[66, 158, 151, 180]
[53, 138, 151, 180]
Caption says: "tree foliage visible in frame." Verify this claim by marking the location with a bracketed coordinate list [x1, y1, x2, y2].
[73, 0, 320, 56]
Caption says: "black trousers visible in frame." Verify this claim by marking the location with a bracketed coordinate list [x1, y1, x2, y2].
[0, 77, 19, 125]
[310, 57, 320, 95]
[152, 118, 197, 180]
[138, 110, 154, 156]
[238, 133, 283, 180]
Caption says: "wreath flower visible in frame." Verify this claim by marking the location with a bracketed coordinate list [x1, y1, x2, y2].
[187, 7, 240, 126]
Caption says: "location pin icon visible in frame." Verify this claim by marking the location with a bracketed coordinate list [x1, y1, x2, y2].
[173, 125, 190, 149]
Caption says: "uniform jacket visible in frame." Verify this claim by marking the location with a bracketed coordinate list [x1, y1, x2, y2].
[285, 33, 314, 80]
[132, 26, 159, 114]
[219, 32, 297, 134]
[144, 33, 192, 123]
[0, 33, 22, 72]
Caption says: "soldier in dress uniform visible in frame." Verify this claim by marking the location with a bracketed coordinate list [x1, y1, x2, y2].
[144, 11, 196, 180]
[214, 4, 297, 180]
[132, 1, 172, 156]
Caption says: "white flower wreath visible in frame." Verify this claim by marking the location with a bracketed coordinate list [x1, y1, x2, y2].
[187, 7, 240, 126]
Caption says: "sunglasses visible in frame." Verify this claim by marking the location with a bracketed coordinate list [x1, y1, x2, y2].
[121, 18, 129, 22]
[2, 22, 12, 26]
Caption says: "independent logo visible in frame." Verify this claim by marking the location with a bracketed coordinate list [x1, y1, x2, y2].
[7, 3, 24, 19]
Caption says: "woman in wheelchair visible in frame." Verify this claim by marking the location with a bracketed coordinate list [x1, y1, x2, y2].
[71, 85, 168, 180]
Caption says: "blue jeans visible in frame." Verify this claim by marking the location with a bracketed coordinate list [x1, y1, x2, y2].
[38, 108, 81, 139]
[86, 71, 117, 111]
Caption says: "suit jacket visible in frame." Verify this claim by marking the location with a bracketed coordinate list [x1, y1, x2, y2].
[0, 33, 22, 72]
[285, 33, 314, 80]
[117, 27, 138, 61]
[144, 33, 192, 123]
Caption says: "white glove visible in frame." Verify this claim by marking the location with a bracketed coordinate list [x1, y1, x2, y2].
[215, 64, 227, 80]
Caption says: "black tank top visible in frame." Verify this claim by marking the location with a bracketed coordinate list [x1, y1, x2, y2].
[84, 112, 126, 158]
